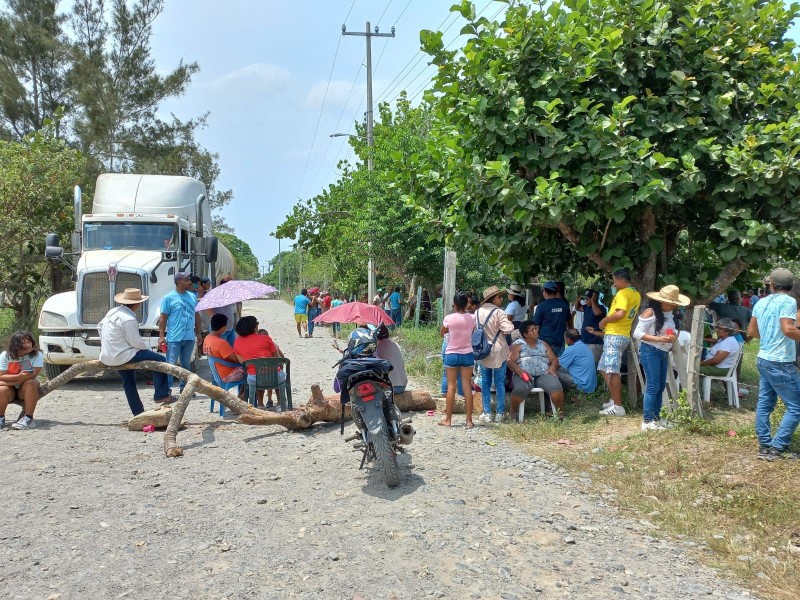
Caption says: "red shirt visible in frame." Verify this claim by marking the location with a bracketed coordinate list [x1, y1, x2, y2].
[234, 333, 278, 375]
[323, 295, 332, 309]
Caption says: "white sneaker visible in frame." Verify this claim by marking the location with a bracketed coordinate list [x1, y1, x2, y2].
[602, 400, 614, 409]
[599, 404, 626, 417]
[641, 421, 661, 432]
[478, 412, 493, 423]
[11, 415, 36, 430]
[494, 413, 507, 424]
[658, 419, 674, 429]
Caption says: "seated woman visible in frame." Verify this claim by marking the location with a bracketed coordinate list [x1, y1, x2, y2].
[203, 313, 246, 400]
[508, 321, 565, 420]
[233, 316, 286, 409]
[700, 318, 741, 376]
[0, 331, 44, 430]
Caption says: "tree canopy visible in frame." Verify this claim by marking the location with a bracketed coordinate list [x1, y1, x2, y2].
[410, 0, 800, 300]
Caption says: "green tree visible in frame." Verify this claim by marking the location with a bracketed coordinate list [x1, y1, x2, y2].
[0, 122, 84, 325]
[0, 0, 72, 139]
[216, 232, 259, 281]
[412, 0, 800, 301]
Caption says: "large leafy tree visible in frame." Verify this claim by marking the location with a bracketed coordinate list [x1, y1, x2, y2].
[0, 123, 84, 325]
[412, 0, 800, 301]
[216, 232, 259, 281]
[0, 0, 72, 139]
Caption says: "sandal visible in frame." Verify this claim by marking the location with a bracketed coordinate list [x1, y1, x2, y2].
[154, 395, 178, 405]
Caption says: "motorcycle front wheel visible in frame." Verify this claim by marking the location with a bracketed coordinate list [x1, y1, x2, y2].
[372, 419, 399, 488]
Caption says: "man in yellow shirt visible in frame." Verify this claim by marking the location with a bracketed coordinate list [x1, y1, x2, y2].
[588, 268, 641, 416]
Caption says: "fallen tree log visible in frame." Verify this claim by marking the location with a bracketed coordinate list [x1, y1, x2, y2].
[36, 361, 435, 457]
[238, 386, 434, 428]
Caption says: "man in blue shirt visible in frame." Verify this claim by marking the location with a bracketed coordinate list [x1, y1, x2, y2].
[158, 272, 202, 394]
[533, 281, 571, 355]
[580, 289, 607, 364]
[748, 268, 800, 461]
[389, 287, 403, 327]
[556, 329, 597, 393]
[293, 289, 311, 338]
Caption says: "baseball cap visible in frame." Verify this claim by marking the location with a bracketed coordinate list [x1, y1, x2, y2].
[174, 272, 191, 282]
[542, 281, 558, 292]
[769, 268, 794, 288]
[584, 289, 596, 298]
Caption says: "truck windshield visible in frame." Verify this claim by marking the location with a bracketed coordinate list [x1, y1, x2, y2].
[83, 223, 178, 251]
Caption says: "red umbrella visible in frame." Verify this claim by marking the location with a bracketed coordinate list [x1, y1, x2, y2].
[312, 301, 395, 326]
[308, 287, 320, 294]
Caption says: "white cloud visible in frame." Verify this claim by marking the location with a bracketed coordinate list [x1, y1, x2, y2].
[305, 79, 366, 108]
[205, 63, 290, 91]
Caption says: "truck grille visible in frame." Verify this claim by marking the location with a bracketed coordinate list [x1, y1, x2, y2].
[80, 272, 145, 324]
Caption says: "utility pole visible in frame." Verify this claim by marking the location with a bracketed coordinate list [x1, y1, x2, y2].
[277, 237, 282, 294]
[343, 21, 395, 303]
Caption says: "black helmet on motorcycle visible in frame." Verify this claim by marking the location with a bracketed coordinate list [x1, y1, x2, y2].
[346, 327, 377, 358]
[374, 323, 390, 340]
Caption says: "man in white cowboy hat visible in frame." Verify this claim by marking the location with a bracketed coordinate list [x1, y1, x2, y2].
[475, 285, 515, 423]
[99, 288, 175, 416]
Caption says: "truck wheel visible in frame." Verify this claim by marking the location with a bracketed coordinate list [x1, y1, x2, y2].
[44, 363, 67, 381]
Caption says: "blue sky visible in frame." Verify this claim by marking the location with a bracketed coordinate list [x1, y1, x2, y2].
[150, 0, 502, 270]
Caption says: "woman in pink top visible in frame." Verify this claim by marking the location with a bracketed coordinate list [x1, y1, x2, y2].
[439, 292, 476, 428]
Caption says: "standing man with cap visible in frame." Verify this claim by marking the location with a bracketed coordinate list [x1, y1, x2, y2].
[158, 272, 202, 394]
[748, 268, 800, 460]
[533, 281, 572, 356]
[476, 286, 514, 423]
[99, 288, 175, 415]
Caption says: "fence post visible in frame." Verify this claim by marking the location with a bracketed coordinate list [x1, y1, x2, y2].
[414, 285, 422, 328]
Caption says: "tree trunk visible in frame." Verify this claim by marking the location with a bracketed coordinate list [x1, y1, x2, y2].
[635, 208, 658, 293]
[36, 361, 434, 458]
[697, 258, 748, 305]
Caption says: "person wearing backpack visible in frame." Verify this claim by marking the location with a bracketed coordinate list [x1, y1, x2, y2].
[475, 285, 514, 423]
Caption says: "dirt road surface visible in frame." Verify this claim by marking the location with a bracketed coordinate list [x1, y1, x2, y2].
[1, 299, 755, 599]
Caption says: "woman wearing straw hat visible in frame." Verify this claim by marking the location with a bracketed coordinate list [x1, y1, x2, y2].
[475, 285, 515, 423]
[632, 284, 690, 431]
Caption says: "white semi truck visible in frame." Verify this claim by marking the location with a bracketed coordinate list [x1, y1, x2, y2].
[38, 173, 236, 380]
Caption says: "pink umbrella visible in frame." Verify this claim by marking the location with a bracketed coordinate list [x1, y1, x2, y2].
[195, 280, 277, 311]
[312, 301, 395, 326]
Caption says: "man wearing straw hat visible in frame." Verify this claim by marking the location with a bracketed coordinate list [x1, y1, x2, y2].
[99, 288, 175, 416]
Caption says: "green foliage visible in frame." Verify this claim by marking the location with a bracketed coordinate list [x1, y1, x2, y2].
[412, 0, 800, 299]
[216, 232, 259, 281]
[0, 123, 84, 325]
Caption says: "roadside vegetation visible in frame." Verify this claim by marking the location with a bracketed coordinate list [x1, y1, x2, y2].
[397, 328, 799, 600]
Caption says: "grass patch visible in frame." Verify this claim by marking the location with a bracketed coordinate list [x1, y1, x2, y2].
[396, 325, 798, 598]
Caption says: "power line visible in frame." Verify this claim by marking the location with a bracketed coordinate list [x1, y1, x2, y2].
[295, 0, 357, 199]
[377, 0, 394, 25]
[392, 0, 414, 26]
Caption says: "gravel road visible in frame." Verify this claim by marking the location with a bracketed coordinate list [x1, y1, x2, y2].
[1, 299, 756, 599]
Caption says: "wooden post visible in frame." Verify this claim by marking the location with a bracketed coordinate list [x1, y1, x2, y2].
[442, 249, 457, 321]
[414, 285, 422, 328]
[685, 305, 705, 417]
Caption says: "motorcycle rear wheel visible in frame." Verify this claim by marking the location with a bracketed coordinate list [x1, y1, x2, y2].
[373, 419, 399, 488]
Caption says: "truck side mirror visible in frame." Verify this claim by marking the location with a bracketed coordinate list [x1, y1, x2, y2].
[205, 236, 219, 263]
[161, 250, 177, 262]
[45, 234, 63, 261]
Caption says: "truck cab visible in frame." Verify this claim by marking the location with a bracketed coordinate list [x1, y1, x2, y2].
[39, 174, 234, 380]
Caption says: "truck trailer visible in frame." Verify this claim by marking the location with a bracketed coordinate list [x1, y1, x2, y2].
[39, 174, 236, 380]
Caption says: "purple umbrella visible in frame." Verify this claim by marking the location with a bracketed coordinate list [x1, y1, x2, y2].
[195, 281, 278, 311]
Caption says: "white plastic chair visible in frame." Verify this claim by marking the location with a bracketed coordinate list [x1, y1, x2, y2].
[518, 387, 546, 421]
[701, 350, 742, 408]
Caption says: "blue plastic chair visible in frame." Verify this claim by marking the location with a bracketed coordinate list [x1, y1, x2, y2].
[206, 356, 244, 417]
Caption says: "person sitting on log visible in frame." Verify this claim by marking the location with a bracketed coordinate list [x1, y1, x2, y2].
[0, 331, 44, 430]
[98, 288, 176, 416]
[203, 313, 246, 400]
[233, 316, 286, 410]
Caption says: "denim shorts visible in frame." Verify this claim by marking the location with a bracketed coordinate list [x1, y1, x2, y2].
[443, 352, 475, 368]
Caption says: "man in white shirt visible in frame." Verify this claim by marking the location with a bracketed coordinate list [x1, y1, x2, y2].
[375, 325, 408, 394]
[98, 288, 175, 416]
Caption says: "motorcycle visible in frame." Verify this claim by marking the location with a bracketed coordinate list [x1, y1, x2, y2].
[334, 329, 415, 488]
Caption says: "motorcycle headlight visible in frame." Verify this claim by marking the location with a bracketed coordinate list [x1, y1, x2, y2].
[40, 311, 68, 328]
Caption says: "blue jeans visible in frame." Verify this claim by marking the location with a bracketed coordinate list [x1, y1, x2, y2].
[118, 350, 170, 416]
[755, 358, 800, 450]
[166, 339, 194, 392]
[332, 322, 341, 335]
[308, 308, 321, 336]
[481, 361, 508, 415]
[640, 343, 669, 422]
[440, 339, 464, 395]
[390, 308, 402, 327]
